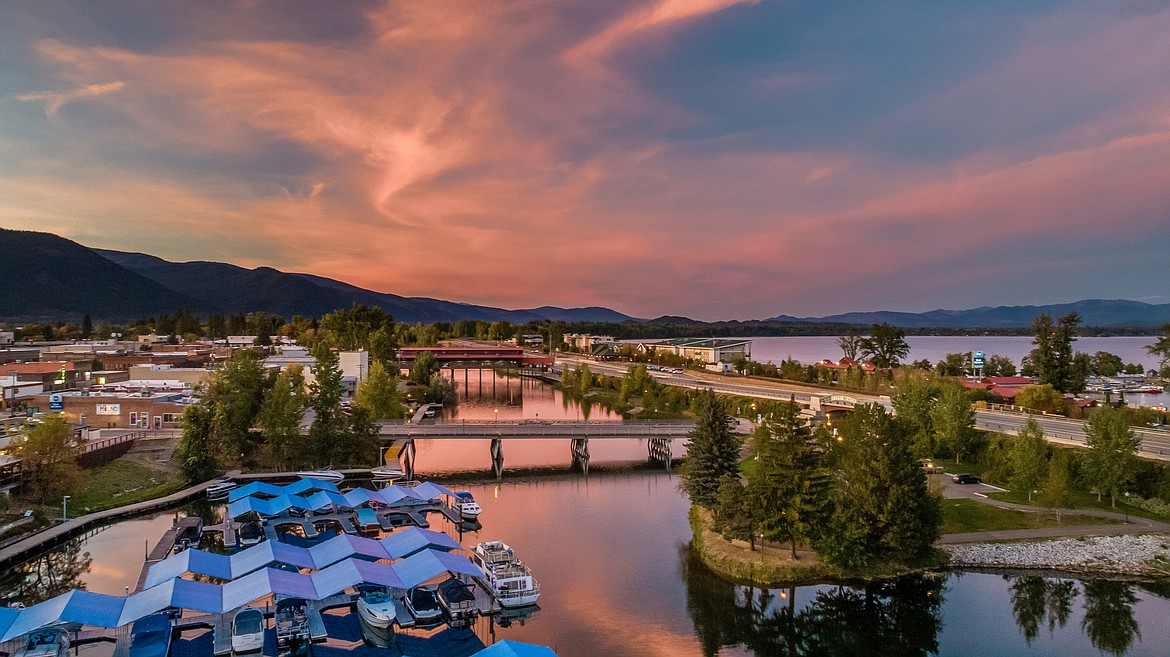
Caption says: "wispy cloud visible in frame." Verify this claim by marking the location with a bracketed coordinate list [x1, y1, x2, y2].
[17, 80, 125, 118]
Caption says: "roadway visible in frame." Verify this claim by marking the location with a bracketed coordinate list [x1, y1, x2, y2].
[548, 353, 1170, 460]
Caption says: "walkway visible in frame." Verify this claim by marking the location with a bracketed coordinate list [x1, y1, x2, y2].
[938, 475, 1170, 544]
[378, 419, 694, 438]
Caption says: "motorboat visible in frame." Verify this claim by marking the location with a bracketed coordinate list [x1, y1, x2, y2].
[238, 521, 264, 548]
[355, 508, 380, 536]
[207, 481, 237, 500]
[14, 627, 70, 657]
[471, 541, 541, 608]
[404, 587, 443, 624]
[371, 465, 405, 481]
[452, 491, 482, 521]
[437, 578, 478, 621]
[230, 606, 265, 655]
[296, 469, 344, 483]
[274, 597, 310, 652]
[128, 613, 172, 657]
[356, 585, 397, 630]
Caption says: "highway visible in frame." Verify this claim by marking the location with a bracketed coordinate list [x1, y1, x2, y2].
[548, 353, 1170, 461]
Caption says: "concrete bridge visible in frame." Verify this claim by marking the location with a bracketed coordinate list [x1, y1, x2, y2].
[377, 419, 694, 439]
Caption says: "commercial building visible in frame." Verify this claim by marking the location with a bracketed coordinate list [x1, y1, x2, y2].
[637, 338, 752, 366]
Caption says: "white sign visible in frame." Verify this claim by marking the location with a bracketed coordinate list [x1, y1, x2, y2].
[96, 404, 121, 416]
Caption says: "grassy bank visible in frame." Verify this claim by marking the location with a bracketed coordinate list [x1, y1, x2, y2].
[689, 506, 947, 586]
[941, 499, 1121, 534]
[69, 461, 186, 514]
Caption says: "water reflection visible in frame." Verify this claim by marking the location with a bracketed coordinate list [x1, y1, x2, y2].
[682, 546, 944, 656]
[0, 538, 92, 606]
[1008, 576, 1077, 643]
[1082, 580, 1140, 656]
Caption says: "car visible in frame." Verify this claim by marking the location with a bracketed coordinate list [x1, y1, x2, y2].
[952, 473, 981, 484]
[919, 460, 944, 474]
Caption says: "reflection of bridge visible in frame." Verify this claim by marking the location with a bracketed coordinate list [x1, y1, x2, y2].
[378, 420, 691, 478]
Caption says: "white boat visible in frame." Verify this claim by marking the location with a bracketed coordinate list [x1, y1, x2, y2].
[370, 465, 405, 481]
[230, 606, 265, 655]
[355, 585, 396, 630]
[238, 521, 264, 548]
[452, 491, 482, 520]
[471, 541, 541, 608]
[404, 587, 443, 624]
[14, 627, 70, 657]
[274, 597, 310, 652]
[296, 470, 344, 483]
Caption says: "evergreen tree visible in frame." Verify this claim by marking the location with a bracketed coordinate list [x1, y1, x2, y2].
[1083, 405, 1140, 507]
[680, 389, 740, 509]
[715, 476, 754, 546]
[307, 345, 347, 467]
[1030, 312, 1084, 392]
[258, 366, 306, 469]
[749, 399, 828, 558]
[354, 361, 405, 420]
[817, 404, 941, 569]
[80, 314, 93, 339]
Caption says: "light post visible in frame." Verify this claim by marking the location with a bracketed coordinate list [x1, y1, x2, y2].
[1125, 491, 1130, 523]
[62, 495, 71, 522]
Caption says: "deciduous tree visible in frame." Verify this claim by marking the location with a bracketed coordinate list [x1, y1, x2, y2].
[12, 417, 84, 504]
[1083, 405, 1140, 507]
[1038, 449, 1074, 521]
[258, 366, 306, 469]
[860, 323, 910, 369]
[176, 403, 223, 483]
[931, 385, 979, 465]
[1015, 384, 1065, 415]
[1147, 323, 1170, 378]
[354, 361, 405, 420]
[1010, 418, 1049, 502]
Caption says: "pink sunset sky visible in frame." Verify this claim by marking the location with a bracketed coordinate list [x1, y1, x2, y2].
[2, 0, 1169, 321]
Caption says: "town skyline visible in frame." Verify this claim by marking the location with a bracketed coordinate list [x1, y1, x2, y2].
[3, 1, 1170, 320]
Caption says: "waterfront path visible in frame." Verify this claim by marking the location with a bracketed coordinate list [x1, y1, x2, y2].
[937, 474, 1170, 544]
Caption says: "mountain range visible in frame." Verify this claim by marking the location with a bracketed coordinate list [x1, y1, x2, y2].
[2, 227, 1168, 328]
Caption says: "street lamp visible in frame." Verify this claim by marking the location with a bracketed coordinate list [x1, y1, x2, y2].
[62, 495, 71, 522]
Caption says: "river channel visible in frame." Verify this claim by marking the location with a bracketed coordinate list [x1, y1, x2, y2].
[4, 374, 1170, 655]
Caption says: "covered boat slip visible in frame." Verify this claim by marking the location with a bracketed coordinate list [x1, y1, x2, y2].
[143, 528, 461, 588]
[0, 549, 481, 642]
[227, 481, 456, 519]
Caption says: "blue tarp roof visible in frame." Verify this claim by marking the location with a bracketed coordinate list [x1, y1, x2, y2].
[227, 481, 455, 519]
[144, 528, 460, 588]
[471, 641, 559, 657]
[1, 546, 478, 642]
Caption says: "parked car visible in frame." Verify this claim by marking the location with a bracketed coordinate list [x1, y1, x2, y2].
[952, 473, 981, 484]
[919, 460, 944, 474]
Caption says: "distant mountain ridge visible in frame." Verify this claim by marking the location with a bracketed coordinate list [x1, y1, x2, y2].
[769, 299, 1170, 328]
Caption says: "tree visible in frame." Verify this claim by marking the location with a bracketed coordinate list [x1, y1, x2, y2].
[307, 345, 348, 467]
[680, 389, 740, 509]
[1038, 449, 1074, 521]
[175, 403, 222, 482]
[1147, 323, 1170, 378]
[1010, 418, 1049, 502]
[80, 314, 93, 340]
[1029, 312, 1083, 392]
[354, 361, 405, 420]
[409, 351, 437, 386]
[749, 399, 828, 558]
[982, 354, 1017, 377]
[206, 350, 269, 456]
[816, 404, 941, 568]
[1090, 351, 1124, 377]
[891, 375, 939, 457]
[1015, 384, 1065, 414]
[258, 366, 306, 469]
[859, 323, 910, 369]
[577, 364, 594, 396]
[930, 385, 979, 465]
[1083, 405, 1140, 507]
[714, 476, 754, 547]
[838, 332, 863, 361]
[12, 417, 84, 504]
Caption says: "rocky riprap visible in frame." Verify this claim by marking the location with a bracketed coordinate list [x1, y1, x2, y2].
[946, 534, 1170, 576]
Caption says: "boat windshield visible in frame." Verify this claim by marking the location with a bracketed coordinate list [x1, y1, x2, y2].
[364, 589, 392, 604]
[235, 613, 263, 634]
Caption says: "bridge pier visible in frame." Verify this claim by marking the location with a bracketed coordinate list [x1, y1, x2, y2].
[570, 438, 590, 475]
[490, 437, 504, 480]
[402, 439, 416, 481]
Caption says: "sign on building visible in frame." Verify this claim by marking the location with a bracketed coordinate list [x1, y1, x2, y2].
[96, 403, 121, 415]
[49, 394, 64, 411]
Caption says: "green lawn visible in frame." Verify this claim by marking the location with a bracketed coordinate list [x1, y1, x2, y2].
[70, 460, 185, 514]
[985, 489, 1162, 521]
[941, 499, 1120, 534]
